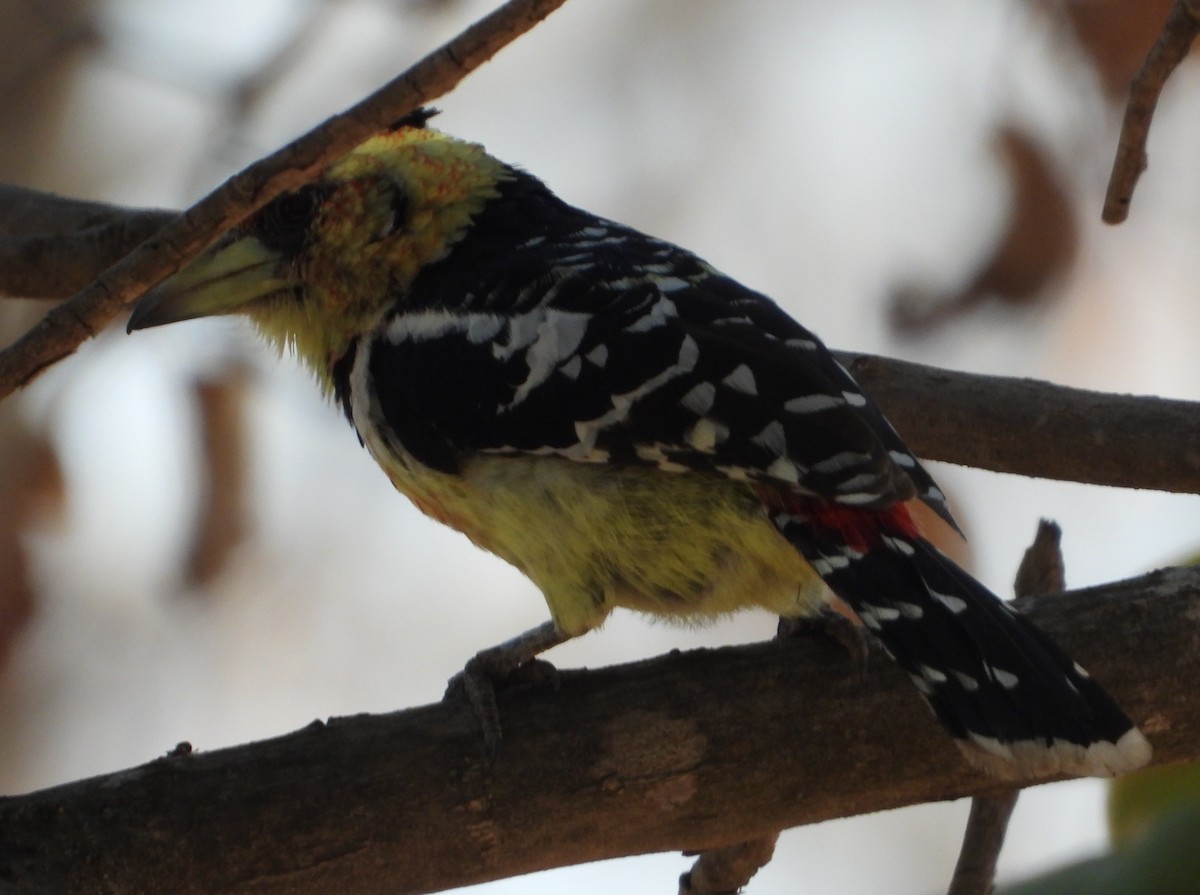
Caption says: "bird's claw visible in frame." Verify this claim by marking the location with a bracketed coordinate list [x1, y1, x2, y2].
[777, 607, 871, 677]
[444, 622, 568, 759]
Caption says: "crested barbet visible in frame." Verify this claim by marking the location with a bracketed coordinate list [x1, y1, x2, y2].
[129, 109, 1150, 779]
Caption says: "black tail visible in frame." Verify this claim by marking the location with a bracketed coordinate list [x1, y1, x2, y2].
[770, 503, 1150, 779]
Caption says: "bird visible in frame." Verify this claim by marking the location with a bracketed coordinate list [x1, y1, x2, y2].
[128, 108, 1150, 780]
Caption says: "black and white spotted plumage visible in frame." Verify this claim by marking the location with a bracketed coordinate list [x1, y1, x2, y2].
[333, 168, 1147, 777]
[348, 172, 948, 516]
[769, 505, 1145, 775]
[131, 116, 1150, 779]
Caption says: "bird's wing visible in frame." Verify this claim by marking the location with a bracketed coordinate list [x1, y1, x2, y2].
[363, 269, 950, 520]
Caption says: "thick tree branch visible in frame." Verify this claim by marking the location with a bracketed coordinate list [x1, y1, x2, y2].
[0, 0, 570, 400]
[0, 566, 1194, 894]
[1, 192, 1196, 499]
[836, 351, 1200, 495]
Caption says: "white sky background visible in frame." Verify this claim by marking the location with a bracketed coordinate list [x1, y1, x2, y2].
[4, 0, 1200, 893]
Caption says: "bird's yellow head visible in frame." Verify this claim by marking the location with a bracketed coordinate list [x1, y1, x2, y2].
[128, 112, 510, 391]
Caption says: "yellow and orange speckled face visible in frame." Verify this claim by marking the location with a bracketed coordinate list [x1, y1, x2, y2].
[247, 127, 511, 381]
[129, 125, 511, 390]
[327, 130, 508, 284]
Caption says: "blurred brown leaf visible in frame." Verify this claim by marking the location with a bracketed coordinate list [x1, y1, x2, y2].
[890, 126, 1078, 333]
[185, 366, 250, 589]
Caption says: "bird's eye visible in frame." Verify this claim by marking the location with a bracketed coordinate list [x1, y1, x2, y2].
[253, 184, 328, 255]
[376, 187, 412, 240]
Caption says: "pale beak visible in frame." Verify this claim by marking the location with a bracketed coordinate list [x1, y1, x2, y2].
[127, 234, 297, 332]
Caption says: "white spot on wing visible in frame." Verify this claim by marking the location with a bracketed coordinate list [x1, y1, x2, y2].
[625, 296, 678, 333]
[784, 394, 844, 413]
[811, 555, 851, 575]
[686, 418, 729, 452]
[813, 451, 872, 474]
[842, 391, 867, 407]
[767, 457, 800, 483]
[677, 334, 700, 368]
[859, 602, 900, 623]
[654, 276, 690, 293]
[680, 381, 716, 415]
[888, 450, 917, 468]
[585, 344, 608, 367]
[715, 465, 753, 481]
[918, 663, 947, 683]
[722, 363, 758, 395]
[751, 420, 787, 456]
[951, 670, 980, 692]
[882, 535, 916, 556]
[635, 444, 688, 472]
[835, 493, 882, 505]
[560, 355, 583, 380]
[932, 591, 968, 614]
[506, 310, 591, 407]
[988, 665, 1020, 690]
[501, 311, 543, 356]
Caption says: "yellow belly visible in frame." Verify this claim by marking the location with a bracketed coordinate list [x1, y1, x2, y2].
[377, 452, 826, 636]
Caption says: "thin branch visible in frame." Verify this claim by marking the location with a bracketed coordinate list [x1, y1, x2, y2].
[0, 186, 176, 298]
[1102, 0, 1200, 224]
[1012, 520, 1065, 599]
[0, 185, 165, 240]
[0, 566, 1194, 895]
[947, 793, 1020, 895]
[680, 836, 779, 895]
[0, 0, 570, 400]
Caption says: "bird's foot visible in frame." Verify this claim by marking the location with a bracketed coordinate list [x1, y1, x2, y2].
[444, 621, 568, 758]
[777, 606, 870, 677]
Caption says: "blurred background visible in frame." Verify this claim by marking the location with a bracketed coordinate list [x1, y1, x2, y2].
[1, 0, 1199, 892]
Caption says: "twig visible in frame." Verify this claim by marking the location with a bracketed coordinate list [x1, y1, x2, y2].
[0, 187, 176, 299]
[1103, 0, 1200, 224]
[947, 792, 1020, 895]
[1012, 520, 1065, 599]
[680, 835, 779, 895]
[0, 0, 570, 400]
[0, 564, 1193, 894]
[947, 521, 1066, 895]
